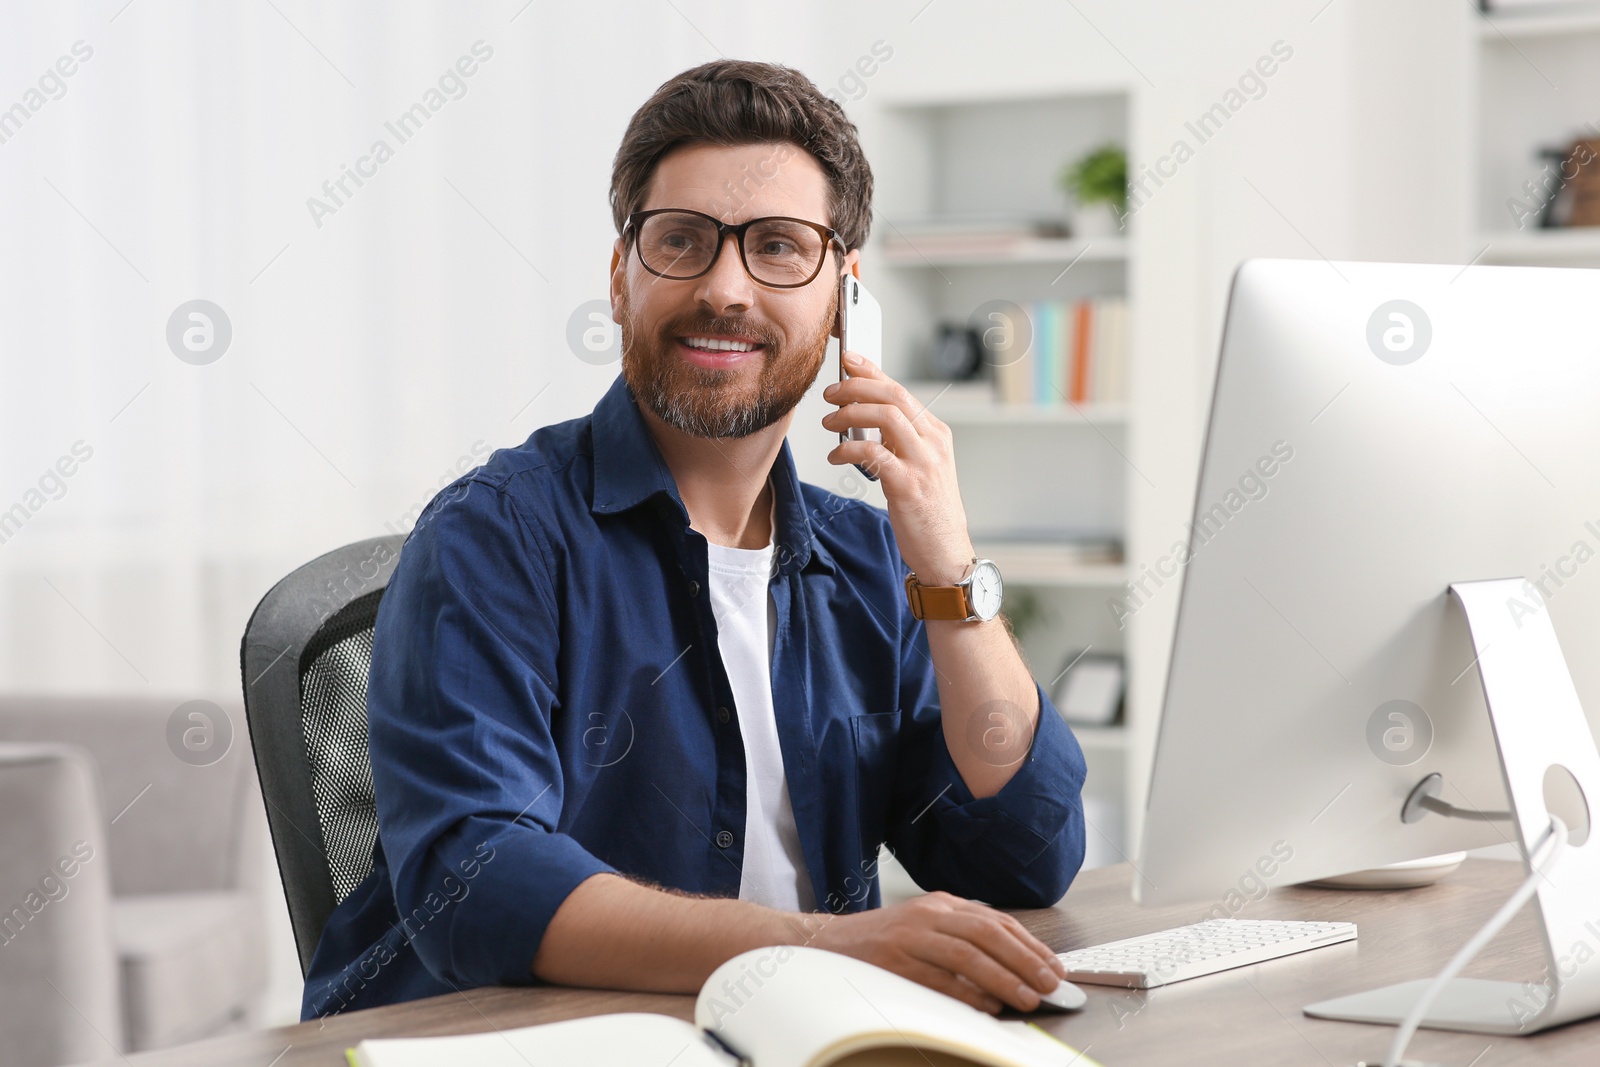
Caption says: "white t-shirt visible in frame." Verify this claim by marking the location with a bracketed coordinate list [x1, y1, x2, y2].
[704, 486, 818, 913]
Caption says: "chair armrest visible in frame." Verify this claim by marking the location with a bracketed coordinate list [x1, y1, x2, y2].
[0, 743, 122, 1067]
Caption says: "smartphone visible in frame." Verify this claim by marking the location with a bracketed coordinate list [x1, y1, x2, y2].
[837, 272, 884, 482]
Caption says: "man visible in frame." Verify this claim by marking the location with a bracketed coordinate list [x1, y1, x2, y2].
[303, 59, 1087, 1020]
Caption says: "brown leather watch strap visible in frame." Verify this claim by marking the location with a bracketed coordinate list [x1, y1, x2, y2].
[904, 572, 974, 621]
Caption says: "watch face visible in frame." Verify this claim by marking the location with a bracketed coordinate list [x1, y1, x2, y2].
[969, 560, 1004, 621]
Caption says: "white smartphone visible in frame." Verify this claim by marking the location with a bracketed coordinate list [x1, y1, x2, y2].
[837, 272, 884, 482]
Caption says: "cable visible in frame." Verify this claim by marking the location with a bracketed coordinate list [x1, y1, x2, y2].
[1379, 815, 1569, 1067]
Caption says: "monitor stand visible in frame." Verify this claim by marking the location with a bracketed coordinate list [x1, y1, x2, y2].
[1303, 578, 1600, 1036]
[1299, 851, 1468, 891]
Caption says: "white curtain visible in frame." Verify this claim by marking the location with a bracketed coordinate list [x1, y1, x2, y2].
[1, 0, 833, 1023]
[0, 1, 830, 698]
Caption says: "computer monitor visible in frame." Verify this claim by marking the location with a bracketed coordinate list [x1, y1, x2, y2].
[1138, 258, 1600, 911]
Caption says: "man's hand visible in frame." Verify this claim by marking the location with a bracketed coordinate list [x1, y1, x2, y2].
[822, 350, 975, 586]
[809, 890, 1067, 1014]
[822, 348, 1045, 799]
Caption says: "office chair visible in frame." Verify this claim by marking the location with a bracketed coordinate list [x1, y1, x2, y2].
[239, 535, 403, 975]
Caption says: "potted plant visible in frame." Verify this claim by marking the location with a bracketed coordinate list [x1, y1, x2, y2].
[1059, 144, 1128, 237]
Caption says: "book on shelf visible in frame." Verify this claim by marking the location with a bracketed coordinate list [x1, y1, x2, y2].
[882, 216, 1069, 259]
[992, 296, 1129, 408]
[344, 946, 1098, 1067]
[977, 536, 1124, 567]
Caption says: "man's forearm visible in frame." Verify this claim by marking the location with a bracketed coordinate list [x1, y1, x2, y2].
[530, 872, 826, 990]
[925, 615, 1041, 799]
[533, 872, 1069, 1015]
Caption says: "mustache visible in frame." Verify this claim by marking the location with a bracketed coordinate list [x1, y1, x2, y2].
[658, 314, 783, 349]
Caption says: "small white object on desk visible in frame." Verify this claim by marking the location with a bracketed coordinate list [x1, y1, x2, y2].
[1035, 979, 1088, 1012]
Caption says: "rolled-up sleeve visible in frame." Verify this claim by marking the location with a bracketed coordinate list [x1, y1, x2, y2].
[883, 572, 1088, 908]
[366, 478, 615, 988]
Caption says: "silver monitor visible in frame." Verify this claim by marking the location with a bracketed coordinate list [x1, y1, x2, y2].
[1138, 258, 1600, 912]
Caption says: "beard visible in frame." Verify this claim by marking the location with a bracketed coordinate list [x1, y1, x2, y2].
[617, 284, 834, 440]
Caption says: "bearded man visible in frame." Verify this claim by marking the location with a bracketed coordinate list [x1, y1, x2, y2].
[303, 58, 1087, 1021]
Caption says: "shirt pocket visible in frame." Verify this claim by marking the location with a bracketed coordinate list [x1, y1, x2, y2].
[850, 710, 903, 848]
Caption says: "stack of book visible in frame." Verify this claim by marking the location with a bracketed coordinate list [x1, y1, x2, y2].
[881, 217, 1070, 260]
[992, 296, 1129, 407]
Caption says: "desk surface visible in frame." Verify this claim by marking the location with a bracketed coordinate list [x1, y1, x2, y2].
[130, 859, 1594, 1066]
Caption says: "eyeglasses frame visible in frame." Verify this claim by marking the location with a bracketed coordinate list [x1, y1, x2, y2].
[623, 208, 847, 289]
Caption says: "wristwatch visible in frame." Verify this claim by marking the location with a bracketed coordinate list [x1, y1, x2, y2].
[904, 558, 1004, 622]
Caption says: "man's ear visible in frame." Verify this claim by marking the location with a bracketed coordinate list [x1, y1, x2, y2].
[608, 239, 625, 324]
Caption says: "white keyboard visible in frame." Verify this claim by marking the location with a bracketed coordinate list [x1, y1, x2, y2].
[1056, 919, 1357, 989]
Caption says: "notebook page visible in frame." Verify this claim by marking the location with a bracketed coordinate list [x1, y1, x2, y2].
[694, 947, 1095, 1067]
[349, 1012, 729, 1067]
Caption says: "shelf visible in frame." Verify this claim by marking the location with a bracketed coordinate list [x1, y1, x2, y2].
[905, 383, 1128, 426]
[880, 236, 1129, 268]
[979, 541, 1125, 588]
[1477, 8, 1600, 40]
[1474, 227, 1600, 263]
[939, 402, 1128, 426]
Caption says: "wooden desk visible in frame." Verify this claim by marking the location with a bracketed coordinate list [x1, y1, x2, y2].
[130, 859, 1596, 1066]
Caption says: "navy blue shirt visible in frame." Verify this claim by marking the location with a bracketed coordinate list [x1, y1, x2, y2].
[302, 375, 1087, 1018]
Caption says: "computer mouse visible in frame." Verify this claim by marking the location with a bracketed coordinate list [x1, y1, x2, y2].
[1034, 979, 1087, 1012]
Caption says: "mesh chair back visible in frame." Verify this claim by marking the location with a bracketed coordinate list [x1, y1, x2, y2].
[240, 536, 403, 975]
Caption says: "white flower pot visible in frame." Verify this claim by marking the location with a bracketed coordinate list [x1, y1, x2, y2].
[1072, 201, 1123, 239]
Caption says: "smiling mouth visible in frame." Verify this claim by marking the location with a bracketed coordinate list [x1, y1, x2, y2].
[678, 335, 764, 354]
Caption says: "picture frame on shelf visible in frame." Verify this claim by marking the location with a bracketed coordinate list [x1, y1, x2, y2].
[1051, 650, 1125, 727]
[928, 323, 984, 381]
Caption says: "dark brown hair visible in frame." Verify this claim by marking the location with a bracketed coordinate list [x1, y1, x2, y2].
[610, 60, 874, 252]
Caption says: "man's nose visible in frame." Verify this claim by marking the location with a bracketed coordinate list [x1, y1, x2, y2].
[692, 232, 755, 315]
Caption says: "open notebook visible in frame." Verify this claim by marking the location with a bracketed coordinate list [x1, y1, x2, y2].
[346, 946, 1100, 1067]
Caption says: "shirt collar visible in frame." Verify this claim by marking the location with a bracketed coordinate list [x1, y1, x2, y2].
[588, 375, 838, 576]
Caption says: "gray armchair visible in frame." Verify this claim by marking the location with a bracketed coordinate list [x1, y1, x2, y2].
[0, 744, 119, 1067]
[0, 696, 268, 1064]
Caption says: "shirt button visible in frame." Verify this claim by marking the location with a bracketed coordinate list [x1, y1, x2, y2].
[715, 830, 734, 849]
[717, 706, 731, 724]
[688, 579, 701, 598]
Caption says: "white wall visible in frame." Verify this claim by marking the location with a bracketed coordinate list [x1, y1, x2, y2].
[0, 1, 838, 697]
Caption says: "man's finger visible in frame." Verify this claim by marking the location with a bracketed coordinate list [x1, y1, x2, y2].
[912, 931, 1043, 1011]
[940, 909, 1061, 994]
[991, 909, 1067, 977]
[827, 439, 900, 483]
[895, 957, 1004, 1015]
[952, 898, 1063, 973]
[825, 402, 931, 465]
[831, 364, 944, 437]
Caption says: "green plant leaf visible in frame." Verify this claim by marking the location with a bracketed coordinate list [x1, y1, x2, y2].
[1060, 144, 1129, 216]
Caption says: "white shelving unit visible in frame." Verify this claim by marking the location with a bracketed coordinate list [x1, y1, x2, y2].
[1471, 5, 1600, 267]
[867, 89, 1139, 869]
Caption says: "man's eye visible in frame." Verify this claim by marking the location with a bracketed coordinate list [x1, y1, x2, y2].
[756, 239, 796, 256]
[660, 232, 699, 249]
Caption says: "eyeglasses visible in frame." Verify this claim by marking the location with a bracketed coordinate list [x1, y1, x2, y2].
[624, 208, 845, 289]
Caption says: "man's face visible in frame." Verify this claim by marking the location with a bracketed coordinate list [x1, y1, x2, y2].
[610, 142, 856, 440]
